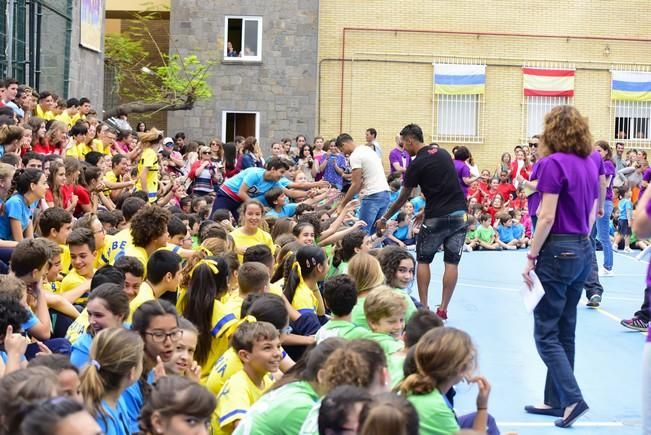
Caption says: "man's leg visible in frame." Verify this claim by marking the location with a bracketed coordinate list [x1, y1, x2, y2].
[417, 262, 432, 309]
[440, 262, 459, 311]
[584, 225, 604, 303]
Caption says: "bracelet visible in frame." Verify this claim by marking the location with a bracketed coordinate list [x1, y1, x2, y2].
[526, 252, 538, 261]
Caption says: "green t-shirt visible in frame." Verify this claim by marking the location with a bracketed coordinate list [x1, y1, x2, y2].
[475, 225, 495, 243]
[388, 353, 406, 388]
[351, 289, 417, 330]
[314, 319, 371, 344]
[233, 381, 319, 435]
[298, 401, 321, 435]
[466, 229, 477, 241]
[407, 389, 460, 435]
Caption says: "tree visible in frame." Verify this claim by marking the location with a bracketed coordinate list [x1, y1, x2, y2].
[103, 10, 217, 120]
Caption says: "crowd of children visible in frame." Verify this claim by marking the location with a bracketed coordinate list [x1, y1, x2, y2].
[2, 78, 647, 433]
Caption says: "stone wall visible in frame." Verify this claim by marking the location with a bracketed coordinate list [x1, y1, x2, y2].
[168, 0, 319, 150]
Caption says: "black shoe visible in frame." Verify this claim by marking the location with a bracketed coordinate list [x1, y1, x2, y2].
[554, 400, 589, 428]
[524, 405, 563, 417]
[586, 294, 601, 308]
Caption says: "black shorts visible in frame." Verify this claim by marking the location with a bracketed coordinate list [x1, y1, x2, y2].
[618, 219, 631, 236]
[416, 213, 467, 265]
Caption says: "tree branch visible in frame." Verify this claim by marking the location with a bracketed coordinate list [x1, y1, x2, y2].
[103, 94, 195, 119]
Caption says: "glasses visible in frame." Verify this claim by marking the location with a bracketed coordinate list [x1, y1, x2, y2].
[202, 151, 212, 155]
[145, 329, 183, 343]
[528, 143, 538, 147]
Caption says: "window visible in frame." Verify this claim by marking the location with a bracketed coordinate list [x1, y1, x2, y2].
[433, 94, 483, 143]
[613, 101, 651, 141]
[221, 111, 259, 142]
[524, 96, 572, 138]
[224, 16, 262, 61]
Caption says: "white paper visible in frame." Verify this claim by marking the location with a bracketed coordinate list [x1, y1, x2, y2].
[521, 271, 545, 313]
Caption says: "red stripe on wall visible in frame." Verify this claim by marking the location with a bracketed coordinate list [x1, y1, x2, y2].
[522, 68, 576, 77]
[524, 89, 575, 97]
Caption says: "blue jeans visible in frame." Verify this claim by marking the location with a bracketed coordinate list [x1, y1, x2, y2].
[358, 191, 390, 234]
[595, 199, 614, 270]
[534, 236, 592, 408]
[584, 225, 604, 299]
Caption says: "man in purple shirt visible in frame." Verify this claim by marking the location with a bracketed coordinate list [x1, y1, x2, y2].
[388, 136, 411, 175]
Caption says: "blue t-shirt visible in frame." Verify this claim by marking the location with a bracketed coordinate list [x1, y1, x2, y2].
[0, 194, 35, 240]
[222, 168, 286, 202]
[21, 309, 39, 332]
[96, 397, 132, 435]
[512, 223, 524, 239]
[70, 332, 93, 369]
[393, 225, 409, 241]
[390, 189, 401, 203]
[266, 203, 298, 218]
[496, 224, 515, 243]
[410, 196, 425, 213]
[619, 198, 633, 221]
[121, 370, 155, 433]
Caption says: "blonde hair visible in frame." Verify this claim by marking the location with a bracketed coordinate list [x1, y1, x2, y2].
[398, 327, 476, 396]
[230, 321, 279, 353]
[348, 253, 385, 294]
[540, 105, 593, 158]
[138, 128, 163, 146]
[363, 286, 407, 324]
[79, 328, 144, 417]
[0, 162, 16, 182]
[201, 237, 233, 256]
[0, 124, 23, 145]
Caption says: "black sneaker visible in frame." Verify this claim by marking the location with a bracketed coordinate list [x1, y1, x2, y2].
[621, 317, 648, 332]
[586, 294, 601, 308]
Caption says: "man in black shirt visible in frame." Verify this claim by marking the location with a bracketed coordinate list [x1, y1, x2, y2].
[376, 124, 467, 320]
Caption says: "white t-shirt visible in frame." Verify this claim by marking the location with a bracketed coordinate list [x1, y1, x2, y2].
[349, 144, 390, 197]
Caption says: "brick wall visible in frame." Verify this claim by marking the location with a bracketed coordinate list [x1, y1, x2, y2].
[317, 0, 651, 169]
[167, 0, 319, 151]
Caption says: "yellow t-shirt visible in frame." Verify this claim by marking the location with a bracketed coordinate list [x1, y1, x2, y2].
[206, 347, 241, 396]
[213, 370, 275, 434]
[35, 105, 54, 120]
[111, 228, 133, 259]
[291, 282, 318, 315]
[138, 148, 159, 202]
[59, 244, 71, 276]
[56, 111, 74, 129]
[60, 269, 94, 305]
[120, 245, 149, 274]
[230, 228, 274, 263]
[268, 283, 283, 297]
[201, 300, 238, 382]
[65, 308, 89, 344]
[94, 234, 116, 269]
[128, 281, 155, 322]
[223, 293, 244, 320]
[64, 140, 82, 159]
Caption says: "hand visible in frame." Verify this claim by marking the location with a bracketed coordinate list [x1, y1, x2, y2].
[153, 355, 167, 382]
[522, 258, 536, 289]
[386, 220, 398, 232]
[34, 340, 52, 357]
[4, 325, 28, 356]
[397, 240, 406, 247]
[375, 218, 387, 232]
[70, 194, 79, 207]
[186, 360, 201, 382]
[352, 220, 367, 230]
[317, 180, 330, 188]
[469, 375, 491, 409]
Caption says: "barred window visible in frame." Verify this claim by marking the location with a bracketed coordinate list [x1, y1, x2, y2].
[525, 96, 572, 138]
[613, 101, 651, 141]
[433, 94, 483, 143]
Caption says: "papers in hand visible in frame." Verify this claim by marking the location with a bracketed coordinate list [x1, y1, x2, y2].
[521, 271, 545, 313]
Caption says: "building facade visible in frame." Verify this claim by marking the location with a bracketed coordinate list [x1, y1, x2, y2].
[1, 0, 105, 108]
[167, 0, 319, 149]
[317, 0, 651, 166]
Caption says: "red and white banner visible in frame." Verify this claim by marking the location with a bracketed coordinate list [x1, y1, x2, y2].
[522, 68, 575, 97]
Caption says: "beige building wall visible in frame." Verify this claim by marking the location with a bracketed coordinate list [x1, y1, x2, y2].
[317, 0, 651, 169]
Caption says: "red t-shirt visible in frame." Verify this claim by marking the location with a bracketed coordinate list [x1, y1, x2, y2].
[510, 161, 532, 181]
[45, 184, 74, 209]
[496, 183, 516, 201]
[73, 185, 90, 217]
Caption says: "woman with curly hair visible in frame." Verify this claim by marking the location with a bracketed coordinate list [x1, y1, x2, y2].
[522, 105, 598, 427]
[115, 205, 170, 272]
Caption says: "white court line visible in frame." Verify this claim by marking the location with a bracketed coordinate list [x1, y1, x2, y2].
[614, 250, 649, 264]
[456, 282, 641, 302]
[498, 421, 627, 427]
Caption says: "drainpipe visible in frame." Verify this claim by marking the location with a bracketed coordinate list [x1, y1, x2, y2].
[339, 27, 651, 132]
[6, 0, 14, 77]
[63, 0, 72, 98]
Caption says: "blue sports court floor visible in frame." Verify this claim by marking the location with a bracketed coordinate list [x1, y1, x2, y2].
[422, 249, 646, 434]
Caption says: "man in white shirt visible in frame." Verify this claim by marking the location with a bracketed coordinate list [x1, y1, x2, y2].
[365, 128, 382, 161]
[335, 133, 390, 233]
[2, 78, 24, 118]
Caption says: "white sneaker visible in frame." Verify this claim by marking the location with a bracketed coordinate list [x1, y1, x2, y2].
[463, 244, 472, 252]
[624, 247, 633, 253]
[612, 243, 619, 251]
[507, 245, 517, 250]
[598, 268, 614, 277]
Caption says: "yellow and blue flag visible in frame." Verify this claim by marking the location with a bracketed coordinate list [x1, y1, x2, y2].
[611, 71, 651, 102]
[434, 64, 486, 95]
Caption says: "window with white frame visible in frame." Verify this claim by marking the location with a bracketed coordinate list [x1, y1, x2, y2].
[525, 96, 572, 138]
[223, 16, 262, 61]
[613, 101, 651, 140]
[221, 111, 260, 142]
[433, 94, 483, 142]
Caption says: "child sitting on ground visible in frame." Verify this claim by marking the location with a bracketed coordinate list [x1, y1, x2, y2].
[214, 321, 281, 434]
[495, 214, 519, 250]
[464, 216, 479, 251]
[225, 262, 270, 318]
[475, 214, 501, 251]
[60, 228, 97, 305]
[315, 275, 371, 343]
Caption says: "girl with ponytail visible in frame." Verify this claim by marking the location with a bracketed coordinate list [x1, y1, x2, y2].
[398, 327, 498, 435]
[79, 327, 144, 435]
[0, 168, 48, 241]
[281, 245, 327, 356]
[178, 255, 237, 381]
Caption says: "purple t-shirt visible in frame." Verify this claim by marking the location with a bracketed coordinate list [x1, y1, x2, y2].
[453, 160, 471, 197]
[528, 160, 541, 217]
[388, 147, 411, 173]
[604, 160, 616, 201]
[536, 152, 599, 235]
[641, 167, 651, 199]
[646, 199, 651, 340]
